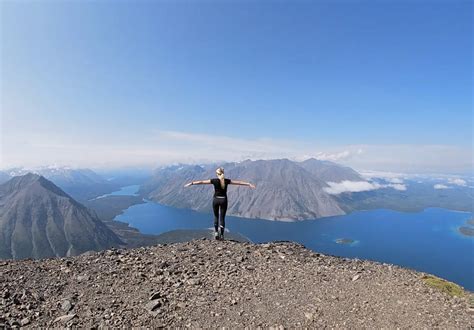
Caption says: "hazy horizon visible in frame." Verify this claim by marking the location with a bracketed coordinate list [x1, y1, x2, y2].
[1, 156, 473, 178]
[1, 1, 472, 174]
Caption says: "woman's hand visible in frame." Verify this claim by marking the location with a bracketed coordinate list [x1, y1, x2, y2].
[249, 183, 256, 189]
[184, 182, 193, 187]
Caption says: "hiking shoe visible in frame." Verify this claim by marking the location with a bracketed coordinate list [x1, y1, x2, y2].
[219, 226, 225, 241]
[214, 231, 219, 240]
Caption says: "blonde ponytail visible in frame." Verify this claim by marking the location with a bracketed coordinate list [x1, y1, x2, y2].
[216, 167, 225, 189]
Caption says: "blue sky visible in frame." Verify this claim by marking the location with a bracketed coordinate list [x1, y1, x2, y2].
[1, 0, 472, 173]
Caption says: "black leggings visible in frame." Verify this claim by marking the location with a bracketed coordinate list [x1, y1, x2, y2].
[212, 196, 228, 231]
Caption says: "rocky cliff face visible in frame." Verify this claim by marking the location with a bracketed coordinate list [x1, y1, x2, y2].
[142, 159, 347, 220]
[0, 174, 122, 259]
[0, 239, 472, 327]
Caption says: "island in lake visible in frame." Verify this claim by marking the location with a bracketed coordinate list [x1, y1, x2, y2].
[335, 238, 355, 245]
[458, 226, 474, 237]
[457, 218, 474, 237]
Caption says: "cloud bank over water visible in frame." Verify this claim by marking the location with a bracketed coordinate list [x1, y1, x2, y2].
[448, 178, 467, 186]
[324, 180, 407, 195]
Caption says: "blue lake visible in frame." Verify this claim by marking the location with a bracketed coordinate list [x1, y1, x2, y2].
[115, 199, 474, 291]
[93, 185, 140, 199]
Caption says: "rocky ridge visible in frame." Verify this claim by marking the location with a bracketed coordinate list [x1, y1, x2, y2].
[0, 239, 472, 328]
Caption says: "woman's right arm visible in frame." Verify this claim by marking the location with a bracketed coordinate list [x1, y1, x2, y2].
[230, 180, 256, 189]
[184, 179, 211, 187]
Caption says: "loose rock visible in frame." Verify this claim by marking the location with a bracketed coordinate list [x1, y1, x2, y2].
[0, 240, 472, 328]
[54, 314, 76, 324]
[61, 300, 73, 312]
[352, 274, 361, 282]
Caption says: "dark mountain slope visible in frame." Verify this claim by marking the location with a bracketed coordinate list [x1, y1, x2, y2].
[0, 174, 122, 259]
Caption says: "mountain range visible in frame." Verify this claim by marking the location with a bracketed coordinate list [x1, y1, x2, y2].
[1, 160, 471, 259]
[0, 174, 122, 259]
[140, 158, 364, 220]
[141, 158, 474, 220]
[0, 167, 119, 201]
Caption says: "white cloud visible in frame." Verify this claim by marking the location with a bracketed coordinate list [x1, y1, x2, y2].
[447, 178, 467, 186]
[387, 183, 407, 191]
[430, 178, 468, 190]
[388, 178, 404, 184]
[434, 184, 450, 190]
[324, 181, 382, 194]
[314, 149, 363, 162]
[323, 180, 407, 194]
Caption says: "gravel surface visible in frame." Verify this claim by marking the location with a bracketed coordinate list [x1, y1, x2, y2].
[1, 239, 473, 328]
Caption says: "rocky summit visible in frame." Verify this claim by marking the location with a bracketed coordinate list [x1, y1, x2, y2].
[0, 239, 472, 328]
